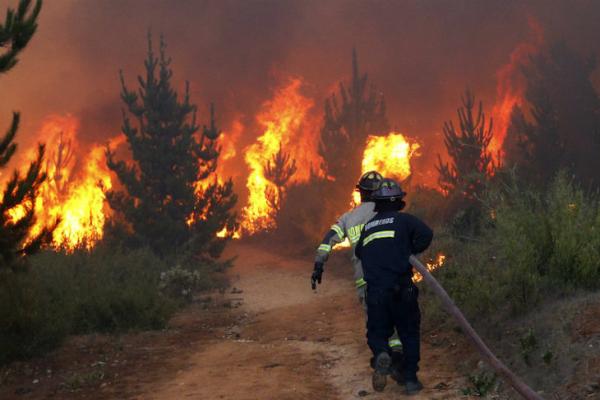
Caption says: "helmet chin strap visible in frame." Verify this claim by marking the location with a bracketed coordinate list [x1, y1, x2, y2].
[360, 189, 374, 202]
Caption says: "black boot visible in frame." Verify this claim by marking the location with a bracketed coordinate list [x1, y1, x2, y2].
[405, 377, 423, 395]
[372, 352, 391, 392]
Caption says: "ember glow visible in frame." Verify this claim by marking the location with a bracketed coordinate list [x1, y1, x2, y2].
[240, 79, 323, 234]
[413, 253, 447, 282]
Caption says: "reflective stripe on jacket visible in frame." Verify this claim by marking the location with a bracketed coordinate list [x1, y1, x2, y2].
[315, 202, 377, 285]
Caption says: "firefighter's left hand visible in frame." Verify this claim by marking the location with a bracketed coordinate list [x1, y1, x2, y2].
[311, 262, 324, 290]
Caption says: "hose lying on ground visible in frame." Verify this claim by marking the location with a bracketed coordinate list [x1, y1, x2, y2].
[409, 255, 544, 400]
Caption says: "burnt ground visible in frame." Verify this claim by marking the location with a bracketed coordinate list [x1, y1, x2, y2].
[1, 242, 598, 399]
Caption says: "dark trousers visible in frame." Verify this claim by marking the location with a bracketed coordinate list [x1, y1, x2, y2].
[366, 284, 421, 380]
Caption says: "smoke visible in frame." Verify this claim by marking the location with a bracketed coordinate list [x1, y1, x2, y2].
[2, 0, 600, 187]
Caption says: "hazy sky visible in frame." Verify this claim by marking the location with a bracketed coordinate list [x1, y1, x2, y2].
[2, 0, 600, 183]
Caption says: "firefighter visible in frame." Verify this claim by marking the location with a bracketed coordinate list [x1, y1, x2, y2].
[310, 171, 404, 382]
[355, 178, 433, 395]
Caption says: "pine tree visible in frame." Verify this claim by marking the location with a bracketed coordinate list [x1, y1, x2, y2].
[0, 0, 51, 270]
[319, 49, 389, 188]
[503, 42, 600, 187]
[504, 101, 562, 187]
[437, 90, 495, 199]
[264, 146, 296, 215]
[437, 90, 495, 233]
[106, 34, 236, 259]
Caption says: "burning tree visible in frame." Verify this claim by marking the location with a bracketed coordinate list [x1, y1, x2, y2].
[0, 0, 52, 269]
[437, 90, 495, 232]
[264, 146, 297, 215]
[46, 130, 74, 196]
[106, 34, 236, 260]
[319, 49, 389, 188]
[503, 42, 600, 188]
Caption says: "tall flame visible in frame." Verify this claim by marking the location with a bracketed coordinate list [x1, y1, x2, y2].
[10, 115, 117, 251]
[362, 132, 421, 180]
[241, 79, 322, 234]
[352, 132, 421, 204]
[490, 19, 544, 162]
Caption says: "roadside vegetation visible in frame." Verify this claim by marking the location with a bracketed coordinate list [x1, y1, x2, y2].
[418, 172, 600, 396]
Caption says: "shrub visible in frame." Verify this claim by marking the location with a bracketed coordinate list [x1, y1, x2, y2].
[159, 265, 207, 303]
[424, 171, 600, 323]
[0, 247, 178, 364]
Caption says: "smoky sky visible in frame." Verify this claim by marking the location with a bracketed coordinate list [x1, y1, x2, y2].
[2, 0, 600, 182]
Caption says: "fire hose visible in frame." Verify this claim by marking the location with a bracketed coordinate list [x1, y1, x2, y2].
[409, 255, 544, 400]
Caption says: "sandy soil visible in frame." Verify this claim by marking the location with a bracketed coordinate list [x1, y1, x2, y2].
[0, 242, 476, 399]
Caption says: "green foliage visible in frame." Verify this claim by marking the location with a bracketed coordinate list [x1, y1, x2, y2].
[62, 364, 106, 391]
[158, 264, 221, 303]
[542, 350, 554, 365]
[427, 172, 600, 321]
[519, 329, 538, 366]
[461, 371, 496, 397]
[495, 172, 600, 290]
[0, 247, 178, 364]
[106, 33, 236, 260]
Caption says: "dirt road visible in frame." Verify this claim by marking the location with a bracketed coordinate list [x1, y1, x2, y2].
[139, 243, 472, 400]
[0, 243, 474, 399]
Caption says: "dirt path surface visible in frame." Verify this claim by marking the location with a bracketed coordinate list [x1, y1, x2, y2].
[141, 243, 472, 400]
[0, 243, 475, 399]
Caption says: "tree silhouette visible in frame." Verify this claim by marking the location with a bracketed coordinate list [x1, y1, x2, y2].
[0, 0, 52, 269]
[264, 146, 297, 214]
[106, 34, 236, 259]
[319, 49, 388, 188]
[503, 42, 600, 188]
[437, 90, 495, 199]
[437, 90, 496, 234]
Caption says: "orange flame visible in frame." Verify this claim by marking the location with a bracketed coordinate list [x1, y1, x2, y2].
[352, 132, 420, 205]
[327, 132, 422, 249]
[413, 253, 446, 282]
[490, 19, 544, 163]
[240, 78, 322, 234]
[362, 132, 421, 180]
[8, 115, 117, 251]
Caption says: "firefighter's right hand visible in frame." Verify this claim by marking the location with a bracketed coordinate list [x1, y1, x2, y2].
[311, 262, 324, 290]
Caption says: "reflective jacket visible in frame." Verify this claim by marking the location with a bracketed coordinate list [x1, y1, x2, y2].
[314, 202, 376, 289]
[355, 211, 433, 290]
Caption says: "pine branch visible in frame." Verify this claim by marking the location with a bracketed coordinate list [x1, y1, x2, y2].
[0, 112, 19, 166]
[0, 0, 42, 73]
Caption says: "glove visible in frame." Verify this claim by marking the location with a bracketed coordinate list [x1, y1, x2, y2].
[311, 262, 324, 290]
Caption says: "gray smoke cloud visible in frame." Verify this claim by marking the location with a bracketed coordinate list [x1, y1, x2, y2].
[1, 0, 600, 184]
